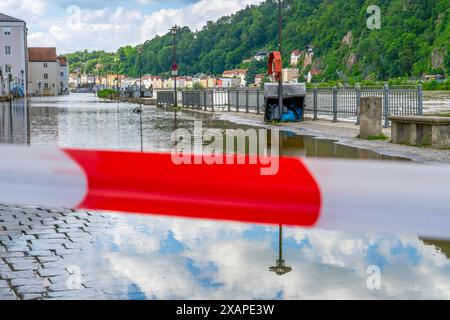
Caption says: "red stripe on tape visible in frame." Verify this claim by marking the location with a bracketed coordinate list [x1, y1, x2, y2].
[63, 149, 322, 226]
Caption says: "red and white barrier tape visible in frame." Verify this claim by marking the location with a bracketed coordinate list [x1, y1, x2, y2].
[1, 145, 449, 239]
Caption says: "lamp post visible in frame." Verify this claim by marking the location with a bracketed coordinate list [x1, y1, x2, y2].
[21, 70, 24, 90]
[52, 83, 55, 96]
[115, 56, 120, 100]
[277, 0, 284, 115]
[137, 46, 143, 99]
[0, 69, 3, 97]
[170, 25, 179, 108]
[269, 225, 292, 276]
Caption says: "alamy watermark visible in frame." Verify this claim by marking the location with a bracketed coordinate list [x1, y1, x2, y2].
[367, 5, 381, 30]
[171, 120, 280, 176]
[366, 265, 381, 290]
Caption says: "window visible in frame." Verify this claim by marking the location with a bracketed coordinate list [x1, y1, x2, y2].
[44, 83, 49, 89]
[44, 63, 48, 68]
[5, 65, 11, 73]
[4, 46, 11, 55]
[60, 72, 64, 77]
[3, 27, 11, 36]
[44, 74, 48, 79]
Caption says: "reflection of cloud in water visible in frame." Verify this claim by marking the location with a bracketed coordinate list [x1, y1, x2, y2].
[95, 214, 450, 299]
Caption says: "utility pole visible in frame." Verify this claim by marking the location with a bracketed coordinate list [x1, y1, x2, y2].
[278, 0, 284, 115]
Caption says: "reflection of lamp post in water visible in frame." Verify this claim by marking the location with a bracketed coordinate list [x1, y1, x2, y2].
[269, 225, 292, 276]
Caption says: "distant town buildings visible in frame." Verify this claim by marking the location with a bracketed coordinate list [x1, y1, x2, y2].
[223, 69, 248, 87]
[255, 74, 264, 87]
[290, 49, 302, 66]
[282, 68, 299, 83]
[0, 13, 28, 96]
[253, 51, 268, 62]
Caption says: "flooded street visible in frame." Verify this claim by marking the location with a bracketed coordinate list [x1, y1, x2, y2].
[1, 93, 450, 300]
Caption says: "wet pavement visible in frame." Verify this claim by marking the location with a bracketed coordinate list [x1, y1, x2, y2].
[1, 94, 450, 300]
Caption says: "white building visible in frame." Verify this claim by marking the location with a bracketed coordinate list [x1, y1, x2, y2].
[0, 13, 28, 96]
[290, 49, 302, 66]
[57, 56, 69, 95]
[28, 47, 60, 96]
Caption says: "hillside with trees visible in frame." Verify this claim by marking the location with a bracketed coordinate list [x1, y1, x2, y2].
[65, 0, 450, 82]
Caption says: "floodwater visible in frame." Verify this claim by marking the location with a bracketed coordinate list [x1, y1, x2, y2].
[1, 93, 450, 300]
[424, 91, 450, 115]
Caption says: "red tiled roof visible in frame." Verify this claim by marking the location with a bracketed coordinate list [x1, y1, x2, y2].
[29, 47, 57, 62]
[57, 56, 67, 66]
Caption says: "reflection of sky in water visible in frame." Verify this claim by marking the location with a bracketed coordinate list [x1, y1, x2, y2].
[74, 214, 450, 300]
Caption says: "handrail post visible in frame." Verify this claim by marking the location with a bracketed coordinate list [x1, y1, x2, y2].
[256, 89, 260, 114]
[332, 86, 338, 122]
[418, 84, 423, 116]
[245, 89, 249, 113]
[236, 90, 239, 112]
[313, 87, 318, 120]
[383, 84, 390, 128]
[356, 85, 361, 125]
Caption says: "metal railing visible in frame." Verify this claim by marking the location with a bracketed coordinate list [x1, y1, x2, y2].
[158, 85, 423, 126]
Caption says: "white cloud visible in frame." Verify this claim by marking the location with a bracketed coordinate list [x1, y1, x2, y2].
[2, 0, 264, 53]
[140, 0, 263, 41]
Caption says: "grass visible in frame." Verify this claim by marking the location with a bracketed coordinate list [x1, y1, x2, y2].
[365, 134, 390, 141]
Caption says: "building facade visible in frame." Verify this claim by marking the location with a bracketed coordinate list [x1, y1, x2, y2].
[57, 56, 69, 95]
[0, 13, 28, 96]
[28, 47, 61, 96]
[282, 68, 299, 83]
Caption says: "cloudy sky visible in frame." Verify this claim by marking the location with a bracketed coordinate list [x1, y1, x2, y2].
[0, 0, 264, 54]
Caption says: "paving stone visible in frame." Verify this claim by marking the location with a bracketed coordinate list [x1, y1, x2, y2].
[21, 294, 43, 300]
[27, 250, 54, 257]
[38, 268, 67, 277]
[30, 244, 63, 251]
[10, 278, 49, 287]
[11, 262, 39, 271]
[5, 246, 30, 252]
[5, 257, 37, 264]
[0, 252, 25, 258]
[0, 270, 36, 279]
[15, 285, 47, 295]
[37, 233, 68, 240]
[37, 256, 61, 263]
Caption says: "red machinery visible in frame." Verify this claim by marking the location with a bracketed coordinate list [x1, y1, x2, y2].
[268, 51, 283, 81]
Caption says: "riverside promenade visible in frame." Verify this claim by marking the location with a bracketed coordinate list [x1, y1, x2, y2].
[1, 94, 450, 300]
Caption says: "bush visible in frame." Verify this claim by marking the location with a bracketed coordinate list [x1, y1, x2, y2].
[97, 89, 118, 99]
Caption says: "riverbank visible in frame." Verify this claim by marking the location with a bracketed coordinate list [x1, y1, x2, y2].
[165, 106, 450, 164]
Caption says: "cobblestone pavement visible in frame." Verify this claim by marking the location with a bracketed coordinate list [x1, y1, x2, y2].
[0, 204, 136, 300]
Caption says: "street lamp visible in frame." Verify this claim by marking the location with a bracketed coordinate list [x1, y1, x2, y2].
[277, 0, 284, 116]
[137, 46, 143, 99]
[114, 56, 120, 99]
[269, 225, 292, 276]
[170, 25, 179, 108]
